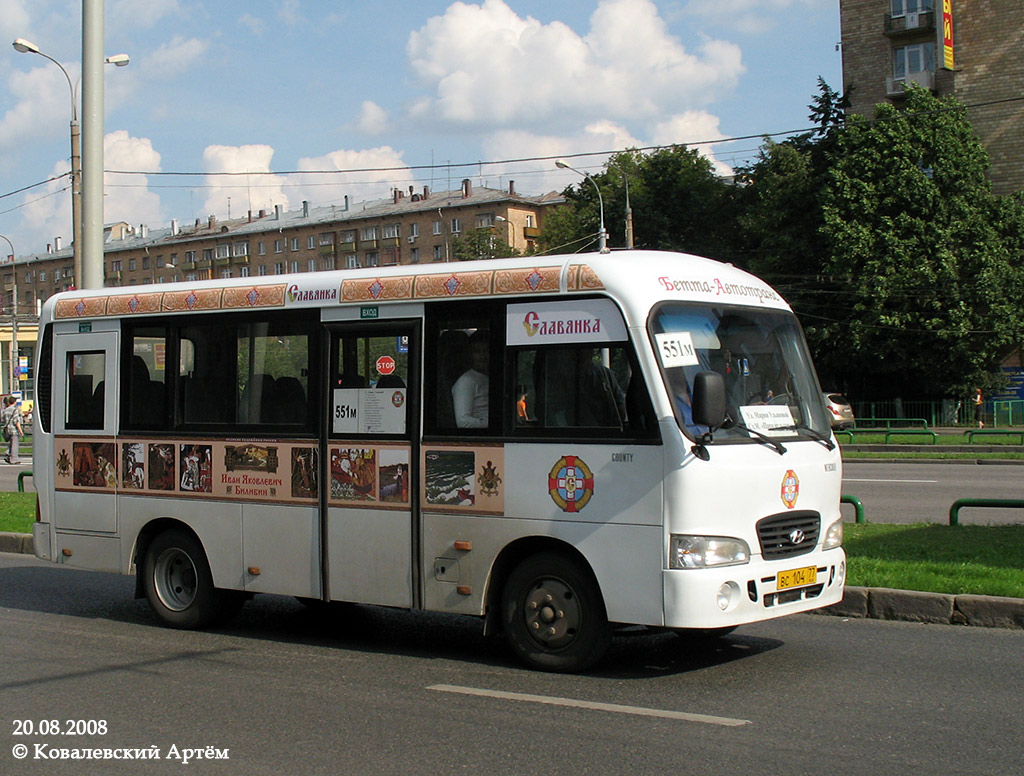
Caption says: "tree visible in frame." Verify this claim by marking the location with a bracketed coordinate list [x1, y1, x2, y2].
[537, 146, 738, 259]
[451, 227, 519, 261]
[818, 86, 1024, 398]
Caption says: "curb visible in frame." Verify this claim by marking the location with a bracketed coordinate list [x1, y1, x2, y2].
[3, 532, 1022, 630]
[0, 531, 34, 555]
[816, 586, 1024, 630]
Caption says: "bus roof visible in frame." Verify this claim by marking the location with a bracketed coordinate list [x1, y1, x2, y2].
[40, 249, 792, 328]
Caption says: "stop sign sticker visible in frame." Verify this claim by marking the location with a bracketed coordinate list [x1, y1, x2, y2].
[376, 355, 396, 375]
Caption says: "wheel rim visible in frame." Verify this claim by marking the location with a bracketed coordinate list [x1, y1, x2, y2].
[521, 577, 582, 651]
[153, 547, 199, 612]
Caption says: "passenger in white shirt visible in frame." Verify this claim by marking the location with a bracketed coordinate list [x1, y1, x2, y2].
[452, 331, 489, 428]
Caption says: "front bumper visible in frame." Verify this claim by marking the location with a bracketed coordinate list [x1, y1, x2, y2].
[663, 548, 846, 628]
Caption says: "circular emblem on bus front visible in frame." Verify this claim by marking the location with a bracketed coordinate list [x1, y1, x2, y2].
[548, 455, 594, 513]
[781, 469, 799, 509]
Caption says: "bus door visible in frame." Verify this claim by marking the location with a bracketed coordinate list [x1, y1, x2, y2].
[51, 328, 120, 570]
[323, 324, 419, 607]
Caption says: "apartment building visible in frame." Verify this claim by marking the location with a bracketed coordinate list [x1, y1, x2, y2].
[0, 180, 554, 395]
[839, 0, 1024, 194]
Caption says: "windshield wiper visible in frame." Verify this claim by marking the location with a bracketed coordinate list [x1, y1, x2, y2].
[771, 424, 836, 451]
[722, 418, 787, 455]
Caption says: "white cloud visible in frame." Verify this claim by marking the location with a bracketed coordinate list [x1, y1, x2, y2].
[651, 111, 733, 176]
[239, 13, 265, 38]
[406, 0, 744, 130]
[109, 0, 183, 30]
[290, 146, 412, 208]
[681, 0, 818, 33]
[0, 63, 80, 156]
[104, 131, 164, 230]
[201, 144, 288, 219]
[356, 101, 390, 136]
[143, 36, 209, 80]
[278, 0, 305, 27]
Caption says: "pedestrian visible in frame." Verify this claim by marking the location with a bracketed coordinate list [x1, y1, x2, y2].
[974, 387, 984, 429]
[2, 395, 23, 464]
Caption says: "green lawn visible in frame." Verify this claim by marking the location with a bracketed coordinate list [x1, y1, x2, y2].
[0, 492, 36, 533]
[844, 523, 1024, 598]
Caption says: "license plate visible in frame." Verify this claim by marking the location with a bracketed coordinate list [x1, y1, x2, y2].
[776, 566, 817, 590]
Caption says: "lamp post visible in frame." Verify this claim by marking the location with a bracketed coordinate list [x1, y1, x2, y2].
[0, 234, 17, 395]
[555, 159, 609, 253]
[12, 38, 129, 289]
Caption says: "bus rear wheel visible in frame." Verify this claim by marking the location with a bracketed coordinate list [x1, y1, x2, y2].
[143, 529, 233, 629]
[501, 552, 610, 673]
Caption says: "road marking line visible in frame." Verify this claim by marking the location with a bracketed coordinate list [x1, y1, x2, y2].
[427, 684, 751, 727]
[844, 478, 937, 483]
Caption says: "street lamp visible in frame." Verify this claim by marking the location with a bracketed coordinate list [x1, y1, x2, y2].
[12, 38, 129, 289]
[0, 233, 17, 395]
[555, 159, 609, 253]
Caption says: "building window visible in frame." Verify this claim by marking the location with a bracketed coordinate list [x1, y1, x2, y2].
[308, 259, 317, 272]
[433, 245, 443, 261]
[39, 270, 46, 282]
[891, 0, 933, 16]
[275, 239, 284, 253]
[475, 213, 494, 228]
[365, 252, 379, 267]
[258, 242, 266, 256]
[290, 238, 300, 252]
[220, 269, 233, 279]
[410, 223, 419, 238]
[410, 247, 420, 264]
[142, 257, 150, 270]
[274, 262, 284, 274]
[203, 248, 214, 261]
[341, 230, 356, 244]
[215, 245, 230, 259]
[346, 255, 359, 269]
[319, 232, 335, 246]
[361, 226, 379, 241]
[450, 218, 461, 234]
[186, 272, 198, 282]
[307, 235, 316, 249]
[185, 250, 196, 263]
[432, 220, 442, 235]
[233, 241, 249, 257]
[240, 266, 250, 277]
[128, 258, 137, 271]
[290, 261, 299, 273]
[383, 223, 400, 239]
[257, 265, 267, 277]
[526, 214, 535, 228]
[893, 42, 935, 80]
[112, 260, 122, 272]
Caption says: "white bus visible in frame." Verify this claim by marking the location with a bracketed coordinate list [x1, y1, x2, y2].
[31, 250, 845, 672]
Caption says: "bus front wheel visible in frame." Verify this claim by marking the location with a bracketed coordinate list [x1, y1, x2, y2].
[143, 529, 229, 629]
[501, 552, 610, 673]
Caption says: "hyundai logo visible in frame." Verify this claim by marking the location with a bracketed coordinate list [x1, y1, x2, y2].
[788, 529, 806, 545]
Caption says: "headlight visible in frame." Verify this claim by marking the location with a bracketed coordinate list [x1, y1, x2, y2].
[670, 535, 750, 569]
[822, 518, 843, 550]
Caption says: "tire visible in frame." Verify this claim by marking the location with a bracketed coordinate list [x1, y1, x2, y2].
[501, 552, 611, 673]
[143, 529, 232, 629]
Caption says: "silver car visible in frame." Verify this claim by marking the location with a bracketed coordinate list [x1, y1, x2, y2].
[822, 392, 855, 430]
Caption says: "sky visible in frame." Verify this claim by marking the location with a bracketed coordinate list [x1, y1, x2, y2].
[0, 0, 841, 258]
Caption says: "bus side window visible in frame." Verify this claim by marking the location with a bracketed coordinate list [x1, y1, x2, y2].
[426, 301, 501, 436]
[66, 351, 105, 430]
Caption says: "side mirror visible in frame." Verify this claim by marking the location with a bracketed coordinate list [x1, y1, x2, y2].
[692, 371, 726, 428]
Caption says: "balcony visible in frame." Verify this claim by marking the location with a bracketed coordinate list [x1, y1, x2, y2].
[339, 242, 357, 253]
[523, 226, 542, 239]
[886, 69, 935, 97]
[884, 11, 935, 36]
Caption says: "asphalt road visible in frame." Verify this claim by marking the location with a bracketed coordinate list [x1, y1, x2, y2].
[2, 551, 1023, 776]
[843, 460, 1024, 525]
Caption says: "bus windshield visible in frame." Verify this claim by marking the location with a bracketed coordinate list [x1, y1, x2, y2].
[650, 304, 830, 443]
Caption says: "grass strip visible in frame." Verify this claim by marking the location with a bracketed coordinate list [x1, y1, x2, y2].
[844, 523, 1024, 598]
[0, 492, 36, 534]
